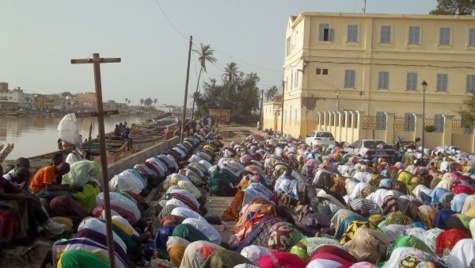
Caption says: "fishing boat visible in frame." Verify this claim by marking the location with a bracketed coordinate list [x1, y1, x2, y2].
[10, 114, 180, 173]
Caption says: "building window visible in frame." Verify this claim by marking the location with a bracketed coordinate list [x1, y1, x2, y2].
[439, 27, 451, 46]
[295, 109, 297, 125]
[294, 71, 299, 88]
[404, 113, 415, 131]
[347, 24, 358, 43]
[408, 26, 420, 45]
[289, 106, 292, 125]
[434, 114, 444, 132]
[290, 70, 294, 89]
[469, 28, 475, 47]
[406, 72, 418, 91]
[344, 70, 356, 88]
[286, 37, 291, 56]
[380, 25, 391, 44]
[378, 71, 389, 90]
[437, 74, 448, 92]
[319, 23, 334, 41]
[467, 75, 475, 93]
[376, 112, 386, 130]
[316, 68, 329, 75]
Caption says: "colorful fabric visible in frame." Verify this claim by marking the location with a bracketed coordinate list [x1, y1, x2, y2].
[446, 239, 475, 268]
[179, 240, 223, 268]
[258, 251, 307, 268]
[461, 194, 475, 214]
[29, 165, 57, 193]
[266, 222, 302, 251]
[435, 228, 470, 257]
[71, 183, 100, 212]
[340, 220, 377, 245]
[392, 235, 435, 256]
[200, 249, 254, 268]
[166, 236, 190, 267]
[57, 250, 109, 268]
[344, 227, 391, 264]
[382, 247, 437, 268]
[450, 193, 468, 213]
[386, 211, 411, 225]
[432, 209, 456, 229]
[171, 223, 209, 243]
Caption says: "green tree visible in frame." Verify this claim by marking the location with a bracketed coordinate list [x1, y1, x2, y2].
[125, 97, 128, 104]
[128, 100, 131, 105]
[154, 98, 158, 106]
[430, 0, 474, 15]
[457, 92, 475, 127]
[192, 43, 217, 119]
[140, 98, 144, 106]
[144, 97, 153, 106]
[222, 62, 240, 84]
[265, 86, 279, 101]
[196, 69, 261, 124]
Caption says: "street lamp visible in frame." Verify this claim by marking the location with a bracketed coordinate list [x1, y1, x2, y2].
[421, 80, 428, 156]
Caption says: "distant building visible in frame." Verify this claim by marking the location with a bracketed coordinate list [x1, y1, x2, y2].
[264, 12, 475, 139]
[0, 82, 8, 93]
[34, 94, 57, 110]
[209, 109, 231, 124]
[75, 92, 96, 111]
[0, 87, 34, 110]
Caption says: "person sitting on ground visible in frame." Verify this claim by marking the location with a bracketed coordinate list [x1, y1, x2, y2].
[29, 162, 79, 200]
[0, 167, 65, 243]
[5, 157, 31, 190]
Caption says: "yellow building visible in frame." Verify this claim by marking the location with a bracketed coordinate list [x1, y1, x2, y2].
[270, 12, 475, 140]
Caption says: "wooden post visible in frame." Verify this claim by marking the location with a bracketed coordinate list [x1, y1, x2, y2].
[180, 36, 193, 142]
[71, 53, 120, 268]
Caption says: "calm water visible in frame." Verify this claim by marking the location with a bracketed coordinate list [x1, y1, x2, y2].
[0, 114, 152, 160]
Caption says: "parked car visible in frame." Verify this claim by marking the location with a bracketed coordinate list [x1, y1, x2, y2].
[345, 139, 398, 162]
[305, 130, 335, 147]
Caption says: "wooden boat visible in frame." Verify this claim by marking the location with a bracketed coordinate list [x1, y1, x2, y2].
[10, 116, 180, 173]
[2, 111, 25, 117]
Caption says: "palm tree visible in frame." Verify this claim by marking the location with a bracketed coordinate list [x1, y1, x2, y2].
[192, 43, 217, 119]
[154, 98, 158, 107]
[222, 62, 239, 84]
[265, 86, 279, 101]
[128, 100, 131, 105]
[140, 98, 144, 106]
[125, 97, 128, 104]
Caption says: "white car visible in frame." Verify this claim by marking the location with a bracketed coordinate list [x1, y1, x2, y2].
[305, 131, 335, 147]
[346, 139, 397, 161]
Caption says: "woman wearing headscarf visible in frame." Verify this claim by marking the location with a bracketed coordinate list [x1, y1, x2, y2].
[307, 245, 357, 267]
[435, 229, 470, 258]
[166, 236, 190, 267]
[344, 227, 391, 264]
[450, 193, 469, 213]
[381, 247, 438, 268]
[258, 251, 306, 268]
[432, 209, 456, 230]
[179, 240, 224, 268]
[200, 249, 254, 268]
[330, 209, 359, 232]
[447, 214, 473, 236]
[171, 223, 209, 243]
[461, 194, 475, 214]
[446, 239, 475, 268]
[266, 222, 302, 251]
[423, 228, 444, 253]
[429, 187, 449, 206]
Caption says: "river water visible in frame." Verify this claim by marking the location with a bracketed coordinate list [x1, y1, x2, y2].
[0, 114, 153, 161]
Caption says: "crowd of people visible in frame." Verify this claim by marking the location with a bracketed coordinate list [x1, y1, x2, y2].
[1, 123, 475, 267]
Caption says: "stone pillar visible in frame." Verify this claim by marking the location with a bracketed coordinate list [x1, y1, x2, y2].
[385, 112, 396, 144]
[331, 111, 337, 136]
[442, 114, 454, 146]
[356, 111, 365, 141]
[323, 112, 328, 131]
[342, 111, 353, 142]
[413, 113, 423, 144]
[336, 111, 343, 142]
[317, 112, 322, 130]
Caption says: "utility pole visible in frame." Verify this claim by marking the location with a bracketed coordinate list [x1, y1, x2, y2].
[260, 89, 264, 129]
[180, 36, 193, 142]
[363, 0, 367, 13]
[71, 53, 120, 268]
[281, 81, 285, 135]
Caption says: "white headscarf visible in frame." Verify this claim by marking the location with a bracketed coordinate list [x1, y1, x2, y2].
[446, 239, 475, 268]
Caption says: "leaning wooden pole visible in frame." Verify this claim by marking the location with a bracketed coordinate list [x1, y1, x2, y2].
[180, 35, 193, 142]
[71, 53, 121, 268]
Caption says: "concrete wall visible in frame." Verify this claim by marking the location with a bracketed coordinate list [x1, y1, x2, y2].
[107, 136, 179, 179]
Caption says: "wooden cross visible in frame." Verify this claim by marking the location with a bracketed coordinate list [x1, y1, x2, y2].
[71, 53, 120, 268]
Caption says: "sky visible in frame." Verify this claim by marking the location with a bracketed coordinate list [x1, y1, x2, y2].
[0, 0, 437, 107]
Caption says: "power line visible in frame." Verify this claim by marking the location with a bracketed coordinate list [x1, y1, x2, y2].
[153, 0, 188, 40]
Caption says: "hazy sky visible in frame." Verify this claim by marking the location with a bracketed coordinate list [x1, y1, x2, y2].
[0, 0, 437, 106]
